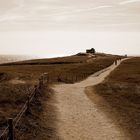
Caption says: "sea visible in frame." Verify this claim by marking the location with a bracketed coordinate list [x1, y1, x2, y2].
[0, 55, 36, 64]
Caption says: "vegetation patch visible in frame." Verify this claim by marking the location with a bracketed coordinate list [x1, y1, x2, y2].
[93, 57, 140, 140]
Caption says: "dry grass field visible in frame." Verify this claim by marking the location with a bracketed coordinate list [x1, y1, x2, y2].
[91, 57, 140, 140]
[0, 55, 122, 83]
[0, 54, 123, 139]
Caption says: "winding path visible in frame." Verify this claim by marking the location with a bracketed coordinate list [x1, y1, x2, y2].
[53, 59, 129, 140]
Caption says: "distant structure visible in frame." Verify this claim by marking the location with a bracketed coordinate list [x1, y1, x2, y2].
[86, 48, 95, 54]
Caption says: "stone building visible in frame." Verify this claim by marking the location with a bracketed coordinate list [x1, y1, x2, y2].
[86, 48, 95, 54]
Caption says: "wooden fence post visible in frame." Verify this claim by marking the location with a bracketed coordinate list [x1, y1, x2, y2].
[38, 79, 42, 90]
[26, 96, 30, 114]
[34, 85, 38, 98]
[8, 118, 14, 140]
[44, 73, 48, 83]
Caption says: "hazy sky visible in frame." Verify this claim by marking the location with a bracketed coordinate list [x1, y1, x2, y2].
[0, 0, 140, 56]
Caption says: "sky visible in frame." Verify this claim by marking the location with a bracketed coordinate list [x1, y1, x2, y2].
[0, 0, 140, 57]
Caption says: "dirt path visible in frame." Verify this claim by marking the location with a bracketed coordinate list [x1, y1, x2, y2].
[53, 59, 129, 140]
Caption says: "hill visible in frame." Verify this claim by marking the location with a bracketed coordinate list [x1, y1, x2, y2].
[0, 53, 123, 139]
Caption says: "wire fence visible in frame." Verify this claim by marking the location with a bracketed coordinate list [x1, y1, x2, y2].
[0, 73, 48, 140]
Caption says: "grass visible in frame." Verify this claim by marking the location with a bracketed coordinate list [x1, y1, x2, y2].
[0, 53, 123, 139]
[92, 57, 140, 140]
[14, 86, 58, 140]
[0, 55, 122, 83]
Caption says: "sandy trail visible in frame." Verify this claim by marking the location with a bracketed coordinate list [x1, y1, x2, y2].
[53, 59, 129, 140]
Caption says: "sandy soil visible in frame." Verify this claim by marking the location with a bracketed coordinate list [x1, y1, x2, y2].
[53, 59, 130, 140]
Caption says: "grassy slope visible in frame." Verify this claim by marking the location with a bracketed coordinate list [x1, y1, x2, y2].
[0, 55, 122, 83]
[0, 54, 122, 139]
[93, 57, 140, 140]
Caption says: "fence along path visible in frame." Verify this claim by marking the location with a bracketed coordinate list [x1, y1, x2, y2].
[0, 73, 48, 140]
